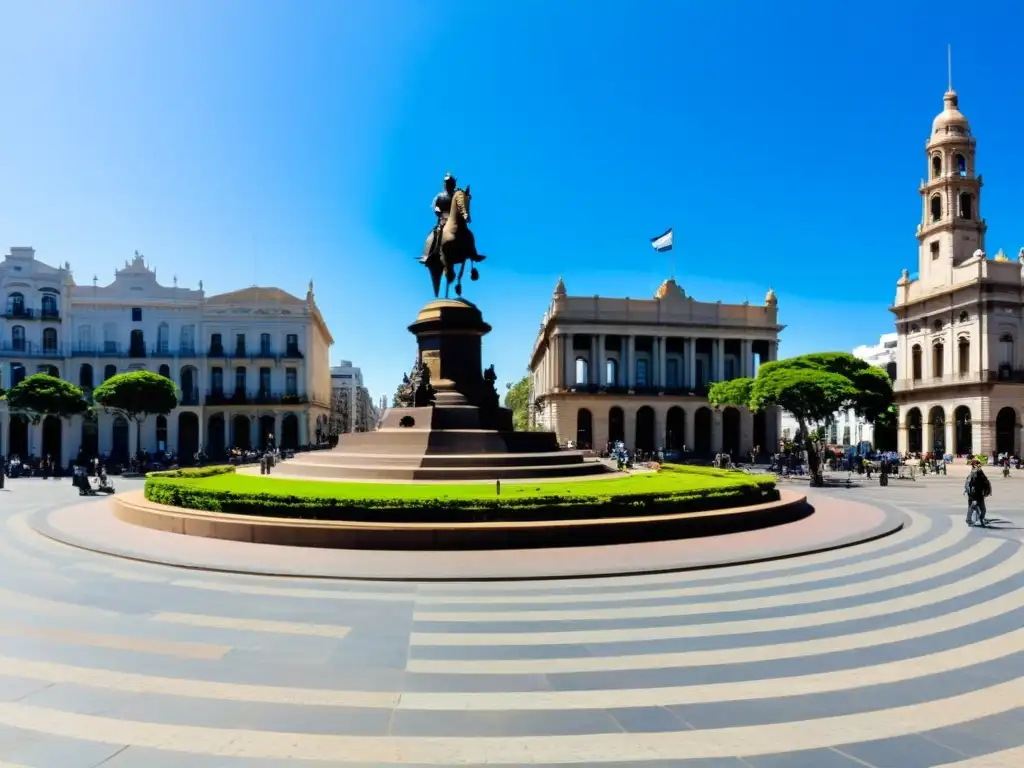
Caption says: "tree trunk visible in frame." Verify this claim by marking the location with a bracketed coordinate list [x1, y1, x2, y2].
[797, 415, 824, 487]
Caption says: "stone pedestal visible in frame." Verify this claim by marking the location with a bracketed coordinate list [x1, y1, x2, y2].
[277, 298, 609, 481]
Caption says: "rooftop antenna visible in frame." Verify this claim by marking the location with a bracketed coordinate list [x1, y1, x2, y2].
[947, 44, 953, 91]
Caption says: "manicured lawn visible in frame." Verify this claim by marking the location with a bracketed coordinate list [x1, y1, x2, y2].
[153, 465, 763, 501]
[144, 464, 778, 522]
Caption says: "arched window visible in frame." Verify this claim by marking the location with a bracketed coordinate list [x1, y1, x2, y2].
[958, 192, 973, 220]
[41, 294, 58, 317]
[129, 329, 145, 357]
[79, 364, 94, 389]
[158, 364, 171, 379]
[574, 357, 588, 386]
[10, 325, 25, 351]
[42, 327, 57, 353]
[932, 341, 945, 379]
[956, 154, 967, 176]
[958, 310, 969, 323]
[933, 318, 943, 332]
[931, 154, 942, 178]
[180, 324, 196, 354]
[104, 364, 117, 381]
[605, 358, 618, 387]
[958, 337, 970, 375]
[911, 344, 923, 380]
[930, 194, 942, 222]
[5, 292, 25, 316]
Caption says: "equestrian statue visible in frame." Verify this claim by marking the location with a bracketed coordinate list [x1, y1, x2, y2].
[418, 172, 486, 298]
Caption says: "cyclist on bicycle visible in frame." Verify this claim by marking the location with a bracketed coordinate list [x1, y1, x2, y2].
[965, 459, 992, 526]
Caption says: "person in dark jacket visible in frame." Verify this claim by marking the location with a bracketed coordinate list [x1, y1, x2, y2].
[964, 459, 992, 526]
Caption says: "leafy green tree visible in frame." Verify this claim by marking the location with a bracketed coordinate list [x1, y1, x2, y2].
[93, 371, 179, 454]
[504, 374, 532, 431]
[2, 374, 88, 422]
[709, 352, 893, 486]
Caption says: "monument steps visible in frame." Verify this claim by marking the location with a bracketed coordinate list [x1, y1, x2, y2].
[275, 460, 607, 482]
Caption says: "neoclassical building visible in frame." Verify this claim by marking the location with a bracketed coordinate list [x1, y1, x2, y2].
[892, 86, 1024, 457]
[528, 277, 783, 455]
[0, 248, 333, 465]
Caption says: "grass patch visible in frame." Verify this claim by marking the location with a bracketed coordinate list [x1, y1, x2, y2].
[144, 464, 778, 524]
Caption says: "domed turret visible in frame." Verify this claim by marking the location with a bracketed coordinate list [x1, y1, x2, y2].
[553, 276, 566, 297]
[765, 286, 777, 306]
[931, 90, 971, 138]
[654, 278, 685, 300]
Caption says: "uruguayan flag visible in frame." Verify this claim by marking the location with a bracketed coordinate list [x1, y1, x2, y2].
[650, 227, 673, 252]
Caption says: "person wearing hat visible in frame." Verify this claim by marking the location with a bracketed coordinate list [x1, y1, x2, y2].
[964, 458, 992, 526]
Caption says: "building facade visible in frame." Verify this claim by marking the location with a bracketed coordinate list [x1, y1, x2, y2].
[891, 86, 1024, 458]
[528, 277, 783, 456]
[0, 248, 333, 465]
[781, 333, 898, 450]
[330, 360, 376, 434]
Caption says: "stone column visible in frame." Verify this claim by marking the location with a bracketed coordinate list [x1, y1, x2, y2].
[168, 413, 179, 455]
[742, 340, 752, 378]
[684, 407, 695, 452]
[0, 412, 5, 457]
[741, 409, 754, 455]
[251, 416, 259, 449]
[197, 412, 205, 453]
[589, 335, 598, 385]
[60, 419, 72, 467]
[654, 408, 665, 451]
[897, 425, 908, 455]
[945, 420, 956, 456]
[711, 409, 723, 453]
[687, 339, 696, 389]
[658, 336, 667, 388]
[564, 333, 574, 387]
[716, 339, 725, 382]
[626, 335, 636, 388]
[597, 334, 606, 386]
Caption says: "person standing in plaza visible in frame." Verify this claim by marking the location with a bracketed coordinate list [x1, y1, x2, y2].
[964, 459, 992, 526]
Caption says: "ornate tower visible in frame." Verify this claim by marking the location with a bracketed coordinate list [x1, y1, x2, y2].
[917, 84, 986, 283]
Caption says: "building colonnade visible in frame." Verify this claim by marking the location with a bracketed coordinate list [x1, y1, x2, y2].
[897, 401, 1023, 458]
[566, 401, 779, 457]
[536, 332, 778, 393]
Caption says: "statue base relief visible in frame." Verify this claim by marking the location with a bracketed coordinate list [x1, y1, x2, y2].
[278, 299, 610, 482]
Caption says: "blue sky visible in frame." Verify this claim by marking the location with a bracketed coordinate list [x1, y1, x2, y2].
[3, 1, 1024, 402]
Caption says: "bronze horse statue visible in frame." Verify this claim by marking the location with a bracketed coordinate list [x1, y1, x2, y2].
[421, 185, 486, 298]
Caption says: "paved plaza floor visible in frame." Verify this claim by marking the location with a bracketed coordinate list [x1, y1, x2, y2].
[0, 473, 1020, 766]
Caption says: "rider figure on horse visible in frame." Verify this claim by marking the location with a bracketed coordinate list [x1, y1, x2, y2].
[420, 173, 457, 265]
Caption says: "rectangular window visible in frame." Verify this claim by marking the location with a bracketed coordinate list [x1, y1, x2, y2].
[234, 367, 247, 392]
[210, 333, 223, 355]
[260, 333, 272, 355]
[131, 308, 142, 322]
[211, 367, 223, 394]
[235, 334, 246, 356]
[259, 367, 271, 393]
[930, 242, 940, 260]
[285, 367, 298, 395]
[635, 359, 648, 387]
[286, 334, 299, 355]
[666, 359, 680, 388]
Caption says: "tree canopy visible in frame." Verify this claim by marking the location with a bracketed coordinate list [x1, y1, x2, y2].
[2, 374, 88, 421]
[708, 352, 894, 484]
[504, 374, 532, 431]
[93, 370, 179, 422]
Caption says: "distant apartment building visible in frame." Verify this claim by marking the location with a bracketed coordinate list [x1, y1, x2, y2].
[330, 360, 375, 433]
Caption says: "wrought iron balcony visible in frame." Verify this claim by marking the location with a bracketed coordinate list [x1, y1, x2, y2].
[179, 388, 201, 406]
[0, 341, 63, 358]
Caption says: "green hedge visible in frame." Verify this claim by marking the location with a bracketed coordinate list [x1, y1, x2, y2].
[146, 466, 237, 480]
[144, 469, 779, 524]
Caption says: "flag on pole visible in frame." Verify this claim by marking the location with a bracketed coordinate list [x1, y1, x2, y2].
[650, 227, 673, 253]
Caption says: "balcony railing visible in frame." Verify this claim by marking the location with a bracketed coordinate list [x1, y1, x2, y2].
[282, 346, 303, 359]
[1, 307, 61, 320]
[179, 388, 201, 406]
[561, 383, 712, 397]
[0, 342, 63, 357]
[894, 370, 1014, 391]
[204, 390, 308, 406]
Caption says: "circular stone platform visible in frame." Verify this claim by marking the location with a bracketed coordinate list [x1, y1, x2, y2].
[29, 492, 904, 580]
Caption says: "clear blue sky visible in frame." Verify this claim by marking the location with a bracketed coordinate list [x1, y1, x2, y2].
[3, 1, 1024, 402]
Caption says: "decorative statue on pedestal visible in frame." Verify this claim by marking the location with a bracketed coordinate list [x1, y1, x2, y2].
[419, 172, 487, 299]
[483, 364, 499, 408]
[394, 359, 436, 408]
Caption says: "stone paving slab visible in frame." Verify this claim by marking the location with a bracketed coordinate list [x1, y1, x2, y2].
[30, 492, 902, 581]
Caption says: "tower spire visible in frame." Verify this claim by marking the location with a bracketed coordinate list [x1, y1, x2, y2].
[947, 44, 953, 92]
